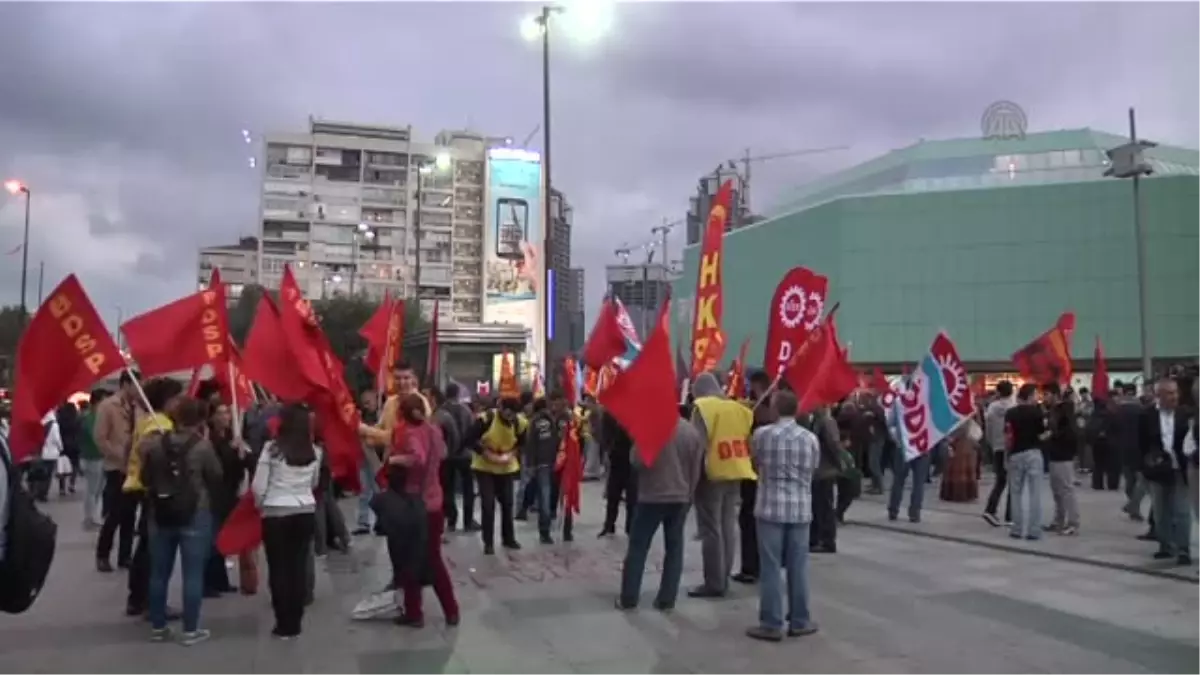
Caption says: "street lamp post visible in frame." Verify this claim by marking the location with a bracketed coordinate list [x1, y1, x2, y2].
[4, 179, 31, 329]
[1103, 106, 1157, 383]
[522, 2, 612, 371]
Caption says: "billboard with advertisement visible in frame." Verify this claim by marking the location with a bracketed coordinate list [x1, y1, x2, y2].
[484, 148, 544, 372]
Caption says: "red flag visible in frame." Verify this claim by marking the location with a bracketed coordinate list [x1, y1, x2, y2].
[9, 275, 124, 462]
[120, 285, 231, 377]
[783, 309, 857, 413]
[762, 266, 829, 379]
[582, 298, 627, 371]
[426, 299, 440, 388]
[276, 266, 361, 490]
[241, 294, 312, 402]
[561, 356, 580, 408]
[1012, 312, 1075, 386]
[498, 352, 519, 399]
[1092, 336, 1110, 400]
[359, 291, 393, 374]
[690, 180, 734, 377]
[207, 267, 223, 291]
[725, 337, 750, 398]
[216, 493, 261, 556]
[583, 367, 599, 398]
[557, 418, 583, 515]
[599, 297, 678, 467]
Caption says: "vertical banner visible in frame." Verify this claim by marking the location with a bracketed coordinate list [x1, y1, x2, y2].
[689, 180, 733, 378]
[484, 147, 544, 374]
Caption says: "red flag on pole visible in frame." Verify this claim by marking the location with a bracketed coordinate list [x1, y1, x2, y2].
[9, 275, 124, 462]
[1092, 336, 1110, 400]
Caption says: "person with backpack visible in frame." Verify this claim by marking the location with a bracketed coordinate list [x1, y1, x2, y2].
[0, 413, 59, 615]
[141, 395, 222, 646]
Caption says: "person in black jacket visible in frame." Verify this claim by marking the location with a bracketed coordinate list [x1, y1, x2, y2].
[1138, 377, 1194, 565]
[436, 384, 477, 532]
[1043, 384, 1080, 535]
[599, 409, 636, 537]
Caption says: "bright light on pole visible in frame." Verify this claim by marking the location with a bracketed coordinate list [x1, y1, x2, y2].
[4, 179, 25, 195]
[559, 0, 614, 44]
[434, 150, 452, 171]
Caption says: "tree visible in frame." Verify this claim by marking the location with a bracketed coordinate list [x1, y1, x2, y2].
[0, 305, 29, 386]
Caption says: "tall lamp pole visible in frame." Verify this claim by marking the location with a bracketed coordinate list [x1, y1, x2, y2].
[4, 179, 31, 329]
[522, 2, 612, 372]
[1103, 107, 1157, 383]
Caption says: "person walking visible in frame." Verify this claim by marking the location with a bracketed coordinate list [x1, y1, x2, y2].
[1043, 385, 1081, 536]
[524, 392, 570, 544]
[745, 391, 821, 642]
[253, 403, 321, 639]
[79, 390, 110, 530]
[982, 381, 1015, 527]
[689, 372, 755, 599]
[1006, 384, 1049, 541]
[95, 371, 140, 573]
[598, 408, 637, 537]
[804, 406, 845, 547]
[437, 383, 477, 532]
[1139, 377, 1194, 565]
[467, 397, 525, 555]
[141, 398, 222, 646]
[616, 411, 705, 611]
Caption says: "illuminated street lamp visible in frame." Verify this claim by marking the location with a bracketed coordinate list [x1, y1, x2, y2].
[519, 1, 613, 369]
[4, 179, 32, 330]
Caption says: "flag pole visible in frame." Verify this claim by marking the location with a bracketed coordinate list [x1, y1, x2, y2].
[228, 360, 243, 441]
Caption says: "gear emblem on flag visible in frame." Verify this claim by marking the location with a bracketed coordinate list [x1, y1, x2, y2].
[779, 285, 806, 329]
[802, 291, 824, 331]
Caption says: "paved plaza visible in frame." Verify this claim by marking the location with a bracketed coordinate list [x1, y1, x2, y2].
[0, 477, 1196, 674]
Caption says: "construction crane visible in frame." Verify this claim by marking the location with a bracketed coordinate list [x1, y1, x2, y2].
[718, 144, 850, 214]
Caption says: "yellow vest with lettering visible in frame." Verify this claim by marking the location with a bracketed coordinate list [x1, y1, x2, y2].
[471, 412, 526, 475]
[694, 397, 756, 481]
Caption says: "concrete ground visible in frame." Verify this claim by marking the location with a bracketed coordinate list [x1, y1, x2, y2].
[1, 477, 1196, 674]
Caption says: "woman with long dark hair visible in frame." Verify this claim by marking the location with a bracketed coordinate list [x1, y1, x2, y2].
[251, 403, 320, 639]
[384, 394, 459, 628]
[204, 403, 247, 596]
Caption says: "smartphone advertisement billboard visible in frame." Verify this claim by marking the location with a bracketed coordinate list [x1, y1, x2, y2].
[484, 147, 544, 371]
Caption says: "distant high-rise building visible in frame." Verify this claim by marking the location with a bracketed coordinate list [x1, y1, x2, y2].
[547, 188, 576, 360]
[558, 266, 586, 352]
[606, 262, 670, 341]
[256, 118, 492, 325]
[685, 168, 756, 246]
[197, 236, 258, 307]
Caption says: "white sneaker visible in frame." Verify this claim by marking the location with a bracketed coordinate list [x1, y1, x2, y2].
[179, 629, 211, 646]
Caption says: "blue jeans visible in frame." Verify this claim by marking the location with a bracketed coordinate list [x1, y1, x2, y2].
[1008, 449, 1044, 539]
[357, 461, 377, 530]
[533, 466, 555, 535]
[888, 451, 931, 519]
[1149, 473, 1192, 557]
[148, 509, 212, 632]
[619, 502, 688, 608]
[757, 519, 812, 632]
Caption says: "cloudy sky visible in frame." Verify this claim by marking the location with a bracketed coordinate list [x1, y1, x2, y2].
[0, 0, 1196, 330]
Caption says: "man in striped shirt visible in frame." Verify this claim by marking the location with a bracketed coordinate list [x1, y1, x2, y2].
[746, 390, 821, 642]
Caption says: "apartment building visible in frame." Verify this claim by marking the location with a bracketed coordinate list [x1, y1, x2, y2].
[606, 262, 671, 342]
[197, 236, 258, 306]
[256, 118, 489, 324]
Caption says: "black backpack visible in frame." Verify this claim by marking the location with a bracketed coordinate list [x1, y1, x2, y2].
[149, 434, 200, 529]
[0, 442, 58, 614]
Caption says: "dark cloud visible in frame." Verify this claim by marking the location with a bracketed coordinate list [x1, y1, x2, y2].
[0, 1, 1194, 326]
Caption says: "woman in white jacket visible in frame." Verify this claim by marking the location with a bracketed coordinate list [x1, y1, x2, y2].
[29, 411, 63, 502]
[251, 403, 321, 640]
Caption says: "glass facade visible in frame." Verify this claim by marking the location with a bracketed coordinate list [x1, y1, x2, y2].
[673, 175, 1199, 368]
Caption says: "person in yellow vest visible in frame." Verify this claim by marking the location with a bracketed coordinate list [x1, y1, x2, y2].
[688, 371, 755, 599]
[467, 397, 527, 555]
[123, 377, 186, 619]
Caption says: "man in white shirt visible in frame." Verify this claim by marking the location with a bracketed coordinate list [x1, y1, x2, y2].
[1139, 378, 1194, 565]
[28, 412, 62, 503]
